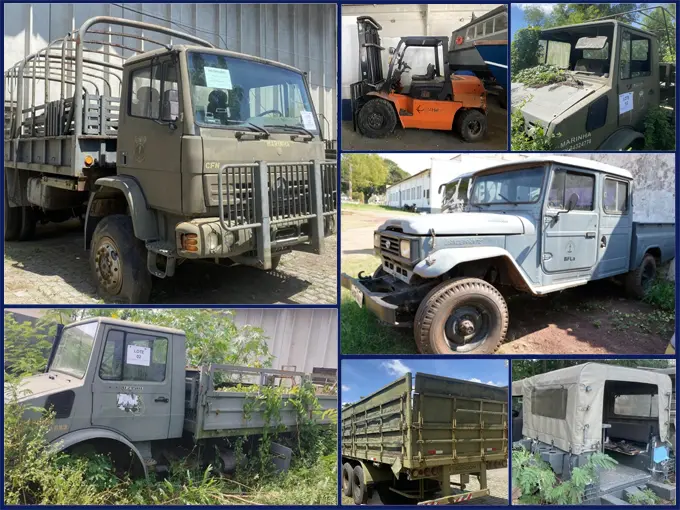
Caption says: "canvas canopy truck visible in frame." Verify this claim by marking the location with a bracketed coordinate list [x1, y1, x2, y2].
[512, 7, 676, 150]
[513, 364, 676, 505]
[341, 372, 508, 505]
[8, 317, 337, 478]
[4, 16, 337, 303]
[341, 156, 675, 354]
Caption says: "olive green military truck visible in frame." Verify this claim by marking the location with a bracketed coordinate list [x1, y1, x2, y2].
[512, 7, 676, 150]
[8, 317, 337, 478]
[4, 16, 337, 303]
[342, 372, 508, 505]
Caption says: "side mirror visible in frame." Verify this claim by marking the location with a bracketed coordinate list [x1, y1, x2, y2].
[566, 192, 579, 212]
[389, 47, 396, 55]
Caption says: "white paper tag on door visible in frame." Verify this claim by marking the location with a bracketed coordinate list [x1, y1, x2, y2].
[618, 92, 633, 114]
[204, 67, 233, 90]
[127, 345, 151, 366]
[300, 110, 316, 130]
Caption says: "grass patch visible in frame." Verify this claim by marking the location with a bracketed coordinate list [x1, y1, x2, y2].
[340, 255, 415, 355]
[341, 202, 419, 215]
[643, 279, 675, 313]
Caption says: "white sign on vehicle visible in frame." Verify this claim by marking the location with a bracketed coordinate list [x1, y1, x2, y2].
[300, 110, 316, 130]
[204, 67, 233, 90]
[126, 345, 151, 366]
[619, 92, 634, 114]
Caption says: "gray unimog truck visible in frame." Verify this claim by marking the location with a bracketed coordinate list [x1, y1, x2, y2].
[4, 16, 337, 303]
[512, 9, 676, 150]
[341, 156, 675, 354]
[342, 372, 508, 505]
[8, 317, 337, 477]
[512, 363, 676, 505]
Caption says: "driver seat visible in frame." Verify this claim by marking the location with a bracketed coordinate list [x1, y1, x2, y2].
[412, 63, 436, 81]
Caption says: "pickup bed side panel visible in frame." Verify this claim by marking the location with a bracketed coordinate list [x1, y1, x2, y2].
[630, 223, 676, 269]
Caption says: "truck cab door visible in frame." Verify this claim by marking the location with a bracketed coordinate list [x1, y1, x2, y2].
[118, 57, 183, 213]
[91, 324, 173, 441]
[617, 28, 656, 130]
[542, 166, 599, 275]
[595, 177, 632, 278]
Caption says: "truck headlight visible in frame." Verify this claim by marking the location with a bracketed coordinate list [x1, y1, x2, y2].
[374, 233, 380, 248]
[400, 239, 411, 259]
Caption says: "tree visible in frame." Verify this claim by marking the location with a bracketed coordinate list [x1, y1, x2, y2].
[383, 158, 409, 186]
[510, 28, 543, 75]
[340, 154, 388, 201]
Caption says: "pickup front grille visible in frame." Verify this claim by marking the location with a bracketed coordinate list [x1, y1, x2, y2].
[380, 235, 401, 257]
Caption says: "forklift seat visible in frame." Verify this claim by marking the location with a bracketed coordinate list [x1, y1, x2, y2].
[412, 63, 436, 81]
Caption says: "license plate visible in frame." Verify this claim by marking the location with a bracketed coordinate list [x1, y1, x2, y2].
[351, 283, 364, 307]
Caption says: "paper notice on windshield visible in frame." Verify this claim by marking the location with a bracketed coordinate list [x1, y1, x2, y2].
[300, 110, 316, 130]
[619, 92, 633, 115]
[204, 67, 233, 90]
[126, 345, 151, 366]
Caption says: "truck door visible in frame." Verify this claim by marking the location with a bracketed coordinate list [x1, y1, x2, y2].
[542, 166, 598, 274]
[617, 28, 656, 129]
[596, 176, 632, 277]
[118, 57, 183, 213]
[91, 325, 173, 441]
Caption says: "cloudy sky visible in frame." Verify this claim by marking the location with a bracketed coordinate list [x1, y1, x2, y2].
[341, 358, 508, 406]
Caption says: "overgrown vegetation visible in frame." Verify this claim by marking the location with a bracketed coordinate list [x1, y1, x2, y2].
[643, 107, 676, 151]
[627, 488, 661, 505]
[513, 65, 568, 88]
[643, 278, 675, 313]
[512, 447, 618, 505]
[3, 309, 337, 505]
[510, 28, 543, 74]
[510, 100, 560, 151]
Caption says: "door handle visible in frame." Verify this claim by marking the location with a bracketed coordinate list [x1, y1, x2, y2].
[586, 232, 596, 239]
[155, 396, 169, 403]
[600, 236, 607, 248]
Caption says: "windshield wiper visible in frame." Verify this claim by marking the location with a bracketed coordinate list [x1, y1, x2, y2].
[264, 124, 315, 140]
[223, 120, 271, 139]
[497, 193, 517, 205]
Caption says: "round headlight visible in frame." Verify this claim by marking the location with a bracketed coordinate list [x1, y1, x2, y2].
[400, 239, 411, 258]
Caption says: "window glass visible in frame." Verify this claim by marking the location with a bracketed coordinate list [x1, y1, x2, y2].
[494, 14, 508, 32]
[471, 168, 544, 205]
[603, 178, 629, 213]
[549, 170, 594, 211]
[620, 31, 631, 79]
[614, 394, 658, 417]
[161, 62, 179, 121]
[546, 41, 571, 68]
[484, 20, 493, 37]
[531, 388, 568, 419]
[631, 38, 650, 77]
[130, 65, 161, 119]
[583, 42, 609, 60]
[51, 323, 98, 379]
[99, 330, 168, 382]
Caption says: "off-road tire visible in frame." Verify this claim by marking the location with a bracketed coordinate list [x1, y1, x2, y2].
[17, 206, 36, 241]
[414, 277, 508, 354]
[624, 253, 657, 299]
[90, 214, 152, 304]
[455, 109, 488, 143]
[264, 255, 281, 271]
[357, 99, 397, 138]
[4, 183, 21, 241]
[352, 465, 368, 505]
[342, 462, 354, 497]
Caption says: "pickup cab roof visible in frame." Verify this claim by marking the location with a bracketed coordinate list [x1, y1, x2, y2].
[66, 317, 184, 336]
[476, 155, 633, 180]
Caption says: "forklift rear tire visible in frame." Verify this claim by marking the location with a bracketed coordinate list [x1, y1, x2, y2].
[4, 183, 21, 241]
[456, 109, 487, 143]
[90, 214, 152, 304]
[624, 253, 657, 299]
[18, 206, 36, 241]
[357, 99, 397, 138]
[414, 277, 508, 354]
[352, 465, 369, 505]
[342, 462, 354, 497]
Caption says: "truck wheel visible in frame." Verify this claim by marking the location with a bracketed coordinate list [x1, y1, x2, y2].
[90, 214, 152, 304]
[4, 184, 21, 241]
[624, 253, 657, 299]
[414, 277, 508, 354]
[455, 109, 487, 143]
[352, 465, 368, 505]
[342, 462, 354, 497]
[357, 99, 397, 138]
[17, 206, 36, 241]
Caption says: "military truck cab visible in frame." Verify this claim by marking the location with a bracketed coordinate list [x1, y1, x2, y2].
[341, 156, 675, 354]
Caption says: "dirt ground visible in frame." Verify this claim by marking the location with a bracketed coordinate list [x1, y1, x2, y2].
[341, 102, 507, 151]
[342, 467, 508, 506]
[341, 206, 673, 355]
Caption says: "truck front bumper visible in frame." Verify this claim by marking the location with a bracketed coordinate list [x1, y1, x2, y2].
[340, 271, 435, 326]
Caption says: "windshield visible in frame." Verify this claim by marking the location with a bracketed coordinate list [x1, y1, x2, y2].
[187, 52, 319, 134]
[471, 167, 544, 205]
[50, 322, 98, 379]
[442, 177, 470, 212]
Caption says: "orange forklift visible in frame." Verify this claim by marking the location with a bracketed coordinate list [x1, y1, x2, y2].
[350, 16, 487, 141]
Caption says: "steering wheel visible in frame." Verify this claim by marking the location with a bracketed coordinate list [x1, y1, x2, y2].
[256, 109, 284, 117]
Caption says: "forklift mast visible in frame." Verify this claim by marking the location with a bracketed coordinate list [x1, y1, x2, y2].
[357, 16, 385, 87]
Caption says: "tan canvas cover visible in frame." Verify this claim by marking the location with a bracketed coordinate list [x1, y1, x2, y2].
[518, 363, 672, 454]
[512, 379, 525, 397]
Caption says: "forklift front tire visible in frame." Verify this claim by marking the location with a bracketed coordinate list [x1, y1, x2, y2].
[357, 99, 397, 138]
[456, 109, 488, 143]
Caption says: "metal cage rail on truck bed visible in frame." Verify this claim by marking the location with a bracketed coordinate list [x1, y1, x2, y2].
[4, 16, 214, 176]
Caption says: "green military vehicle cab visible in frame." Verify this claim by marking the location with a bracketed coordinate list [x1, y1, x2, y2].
[4, 16, 337, 303]
[341, 372, 508, 505]
[512, 13, 676, 150]
[10, 317, 337, 477]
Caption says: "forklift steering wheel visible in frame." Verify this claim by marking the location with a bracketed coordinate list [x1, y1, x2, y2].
[401, 62, 411, 71]
[256, 109, 284, 117]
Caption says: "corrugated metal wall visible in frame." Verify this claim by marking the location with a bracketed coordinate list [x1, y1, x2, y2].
[3, 2, 337, 139]
[232, 308, 337, 373]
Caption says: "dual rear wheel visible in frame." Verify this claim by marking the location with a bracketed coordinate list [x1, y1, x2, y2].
[342, 463, 368, 505]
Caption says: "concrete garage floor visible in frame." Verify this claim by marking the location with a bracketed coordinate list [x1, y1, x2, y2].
[341, 101, 507, 151]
